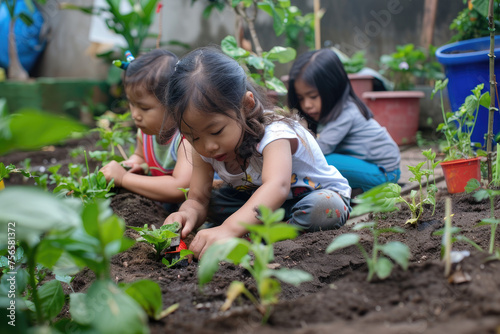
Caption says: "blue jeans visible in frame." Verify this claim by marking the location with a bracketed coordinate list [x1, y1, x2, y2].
[207, 186, 351, 232]
[324, 153, 400, 192]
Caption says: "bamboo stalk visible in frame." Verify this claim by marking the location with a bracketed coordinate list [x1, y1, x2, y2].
[487, 0, 496, 185]
[444, 197, 452, 277]
[314, 0, 321, 49]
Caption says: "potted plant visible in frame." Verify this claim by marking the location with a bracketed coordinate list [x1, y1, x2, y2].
[432, 79, 487, 193]
[435, 0, 500, 147]
[362, 44, 441, 146]
[335, 49, 375, 100]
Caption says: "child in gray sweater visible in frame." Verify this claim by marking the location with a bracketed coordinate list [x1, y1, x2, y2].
[287, 49, 401, 193]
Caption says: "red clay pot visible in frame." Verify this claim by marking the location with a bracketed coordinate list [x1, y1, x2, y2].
[362, 90, 424, 146]
[440, 157, 481, 194]
[348, 74, 373, 101]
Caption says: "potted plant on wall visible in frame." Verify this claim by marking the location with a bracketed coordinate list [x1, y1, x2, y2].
[362, 44, 442, 146]
[435, 0, 500, 147]
[432, 79, 488, 193]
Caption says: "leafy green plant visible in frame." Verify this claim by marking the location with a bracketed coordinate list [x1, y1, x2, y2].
[340, 50, 367, 74]
[0, 162, 30, 183]
[198, 0, 297, 94]
[327, 183, 411, 281]
[221, 35, 295, 95]
[449, 0, 500, 43]
[433, 80, 490, 160]
[379, 43, 444, 90]
[397, 149, 440, 225]
[49, 157, 115, 203]
[198, 206, 312, 321]
[129, 222, 184, 261]
[465, 178, 500, 255]
[0, 109, 87, 155]
[90, 111, 135, 164]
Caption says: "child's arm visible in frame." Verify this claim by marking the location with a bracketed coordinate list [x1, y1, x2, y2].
[118, 138, 194, 202]
[163, 150, 214, 237]
[189, 138, 294, 258]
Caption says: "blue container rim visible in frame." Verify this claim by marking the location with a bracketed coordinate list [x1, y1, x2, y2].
[436, 35, 500, 65]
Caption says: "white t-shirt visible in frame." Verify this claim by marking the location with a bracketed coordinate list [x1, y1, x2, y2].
[201, 120, 352, 199]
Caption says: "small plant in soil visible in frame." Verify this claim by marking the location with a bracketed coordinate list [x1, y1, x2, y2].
[129, 222, 192, 264]
[89, 111, 135, 164]
[465, 178, 500, 257]
[327, 183, 411, 281]
[397, 148, 440, 225]
[198, 206, 312, 322]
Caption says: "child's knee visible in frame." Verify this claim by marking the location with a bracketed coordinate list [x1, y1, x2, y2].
[288, 190, 350, 232]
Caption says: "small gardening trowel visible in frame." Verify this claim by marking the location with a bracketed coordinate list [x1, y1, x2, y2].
[163, 224, 188, 267]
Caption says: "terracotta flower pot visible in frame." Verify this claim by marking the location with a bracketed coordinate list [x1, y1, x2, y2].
[348, 74, 373, 101]
[362, 90, 425, 146]
[440, 157, 481, 194]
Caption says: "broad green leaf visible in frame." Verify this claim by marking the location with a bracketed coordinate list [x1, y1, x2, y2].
[84, 280, 149, 334]
[351, 183, 401, 216]
[38, 280, 65, 321]
[0, 110, 87, 155]
[69, 293, 91, 325]
[121, 279, 162, 320]
[265, 77, 288, 95]
[36, 240, 64, 269]
[326, 233, 360, 253]
[271, 268, 312, 286]
[380, 241, 410, 270]
[0, 270, 28, 296]
[352, 222, 376, 231]
[264, 46, 296, 63]
[0, 187, 81, 248]
[478, 218, 500, 225]
[375, 256, 393, 279]
[221, 35, 249, 58]
[198, 238, 248, 286]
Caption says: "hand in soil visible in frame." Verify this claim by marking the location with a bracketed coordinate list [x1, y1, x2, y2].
[189, 225, 236, 259]
[100, 160, 128, 186]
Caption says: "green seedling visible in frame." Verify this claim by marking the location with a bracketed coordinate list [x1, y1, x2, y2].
[465, 178, 500, 256]
[50, 152, 115, 203]
[129, 222, 182, 261]
[0, 162, 31, 183]
[178, 187, 189, 201]
[327, 183, 411, 281]
[398, 149, 440, 225]
[198, 206, 312, 322]
[90, 111, 135, 164]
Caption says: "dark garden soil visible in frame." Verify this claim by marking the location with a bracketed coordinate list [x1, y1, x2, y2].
[2, 136, 500, 334]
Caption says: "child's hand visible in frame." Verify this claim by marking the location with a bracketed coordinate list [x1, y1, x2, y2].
[189, 225, 237, 259]
[121, 155, 147, 174]
[163, 212, 195, 239]
[100, 161, 127, 187]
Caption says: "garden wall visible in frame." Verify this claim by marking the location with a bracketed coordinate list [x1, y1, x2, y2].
[33, 0, 463, 130]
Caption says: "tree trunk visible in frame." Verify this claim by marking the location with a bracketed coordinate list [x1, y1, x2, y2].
[8, 18, 29, 80]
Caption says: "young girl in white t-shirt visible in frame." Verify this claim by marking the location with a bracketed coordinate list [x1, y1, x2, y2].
[162, 47, 351, 259]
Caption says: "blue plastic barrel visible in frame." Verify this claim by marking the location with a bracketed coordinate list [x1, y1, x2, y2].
[0, 1, 46, 74]
[436, 35, 500, 146]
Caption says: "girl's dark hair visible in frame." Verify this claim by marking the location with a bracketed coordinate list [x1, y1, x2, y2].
[123, 49, 178, 102]
[287, 48, 373, 133]
[165, 46, 274, 162]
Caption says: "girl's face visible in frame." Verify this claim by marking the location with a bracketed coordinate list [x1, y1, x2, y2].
[126, 87, 171, 136]
[294, 78, 322, 121]
[180, 107, 243, 163]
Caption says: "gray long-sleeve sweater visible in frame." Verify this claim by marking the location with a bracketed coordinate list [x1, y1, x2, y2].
[316, 100, 401, 172]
